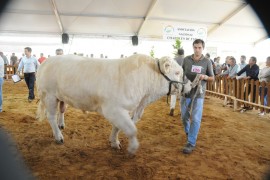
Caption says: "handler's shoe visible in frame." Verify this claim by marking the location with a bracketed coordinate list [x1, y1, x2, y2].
[169, 109, 174, 116]
[183, 143, 195, 154]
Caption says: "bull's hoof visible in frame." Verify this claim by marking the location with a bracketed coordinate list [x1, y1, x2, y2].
[58, 125, 65, 130]
[55, 139, 64, 144]
[110, 141, 122, 150]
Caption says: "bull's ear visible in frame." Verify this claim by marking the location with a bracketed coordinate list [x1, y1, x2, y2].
[159, 56, 171, 74]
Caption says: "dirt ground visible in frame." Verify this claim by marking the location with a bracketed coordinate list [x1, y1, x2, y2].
[0, 80, 270, 180]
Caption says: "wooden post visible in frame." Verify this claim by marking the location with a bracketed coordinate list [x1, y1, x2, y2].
[250, 79, 254, 108]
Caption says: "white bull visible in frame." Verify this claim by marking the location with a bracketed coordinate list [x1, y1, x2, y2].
[36, 54, 191, 155]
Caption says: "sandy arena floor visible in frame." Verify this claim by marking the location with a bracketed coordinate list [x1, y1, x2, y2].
[0, 80, 270, 179]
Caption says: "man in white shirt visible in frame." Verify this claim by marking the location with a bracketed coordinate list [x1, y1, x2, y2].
[236, 55, 247, 80]
[0, 56, 4, 112]
[17, 47, 39, 102]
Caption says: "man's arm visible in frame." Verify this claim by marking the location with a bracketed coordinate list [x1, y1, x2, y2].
[200, 60, 215, 82]
[237, 64, 247, 76]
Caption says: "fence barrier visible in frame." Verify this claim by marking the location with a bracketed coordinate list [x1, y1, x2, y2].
[206, 76, 270, 113]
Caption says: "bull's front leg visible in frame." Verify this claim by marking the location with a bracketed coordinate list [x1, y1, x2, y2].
[103, 106, 139, 155]
[109, 125, 121, 149]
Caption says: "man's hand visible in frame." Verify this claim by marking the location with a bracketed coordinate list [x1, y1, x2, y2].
[200, 74, 209, 81]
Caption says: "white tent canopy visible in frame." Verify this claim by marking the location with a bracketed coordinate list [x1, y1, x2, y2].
[0, 0, 269, 62]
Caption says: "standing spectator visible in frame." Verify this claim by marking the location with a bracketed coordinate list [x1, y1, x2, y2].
[237, 56, 259, 112]
[221, 56, 231, 73]
[181, 39, 214, 154]
[17, 47, 39, 102]
[56, 48, 63, 55]
[258, 56, 270, 116]
[236, 55, 247, 80]
[10, 53, 18, 74]
[0, 56, 4, 112]
[38, 53, 46, 64]
[169, 48, 185, 116]
[219, 57, 239, 79]
[214, 56, 222, 75]
[205, 53, 215, 71]
[0, 52, 9, 75]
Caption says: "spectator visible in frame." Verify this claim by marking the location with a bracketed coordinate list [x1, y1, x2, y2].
[17, 47, 39, 102]
[237, 56, 259, 112]
[56, 48, 63, 55]
[219, 56, 239, 79]
[0, 52, 8, 75]
[236, 55, 247, 80]
[205, 53, 215, 71]
[10, 53, 18, 74]
[181, 39, 214, 154]
[258, 56, 270, 116]
[221, 56, 231, 73]
[0, 56, 4, 112]
[214, 56, 222, 75]
[38, 53, 46, 64]
[169, 48, 185, 116]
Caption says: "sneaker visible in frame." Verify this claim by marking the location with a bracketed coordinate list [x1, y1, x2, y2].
[169, 109, 174, 116]
[240, 109, 246, 113]
[28, 98, 33, 102]
[258, 112, 265, 116]
[183, 143, 195, 154]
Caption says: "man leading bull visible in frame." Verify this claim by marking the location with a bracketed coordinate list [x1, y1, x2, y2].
[180, 39, 215, 154]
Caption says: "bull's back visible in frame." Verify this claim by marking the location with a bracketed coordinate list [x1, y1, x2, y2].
[36, 54, 155, 108]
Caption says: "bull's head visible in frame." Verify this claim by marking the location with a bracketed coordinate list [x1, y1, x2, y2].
[158, 56, 192, 96]
[158, 56, 183, 95]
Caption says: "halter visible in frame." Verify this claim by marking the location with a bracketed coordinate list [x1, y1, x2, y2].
[157, 60, 188, 104]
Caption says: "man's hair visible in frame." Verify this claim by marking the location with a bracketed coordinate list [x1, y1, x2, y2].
[24, 47, 32, 52]
[193, 39, 205, 48]
[241, 55, 246, 60]
[178, 48, 184, 56]
[267, 56, 270, 61]
[56, 48, 63, 52]
[250, 56, 257, 63]
[229, 56, 236, 64]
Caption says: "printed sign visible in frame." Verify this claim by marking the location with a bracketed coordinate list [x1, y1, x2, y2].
[191, 65, 202, 73]
[163, 25, 207, 41]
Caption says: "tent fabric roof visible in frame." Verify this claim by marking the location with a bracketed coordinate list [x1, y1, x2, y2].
[0, 0, 268, 45]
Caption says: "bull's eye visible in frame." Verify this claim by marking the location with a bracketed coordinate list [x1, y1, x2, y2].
[175, 71, 180, 76]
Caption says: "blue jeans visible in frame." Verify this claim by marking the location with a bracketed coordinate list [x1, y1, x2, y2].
[0, 77, 3, 112]
[259, 87, 268, 106]
[181, 97, 204, 146]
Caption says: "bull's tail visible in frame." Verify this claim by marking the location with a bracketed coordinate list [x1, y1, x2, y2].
[36, 95, 47, 121]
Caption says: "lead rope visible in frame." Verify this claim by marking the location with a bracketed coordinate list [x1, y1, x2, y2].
[188, 74, 202, 116]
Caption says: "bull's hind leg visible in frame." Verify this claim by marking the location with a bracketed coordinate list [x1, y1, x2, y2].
[45, 96, 64, 144]
[103, 107, 139, 155]
[109, 125, 121, 149]
[58, 101, 66, 129]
